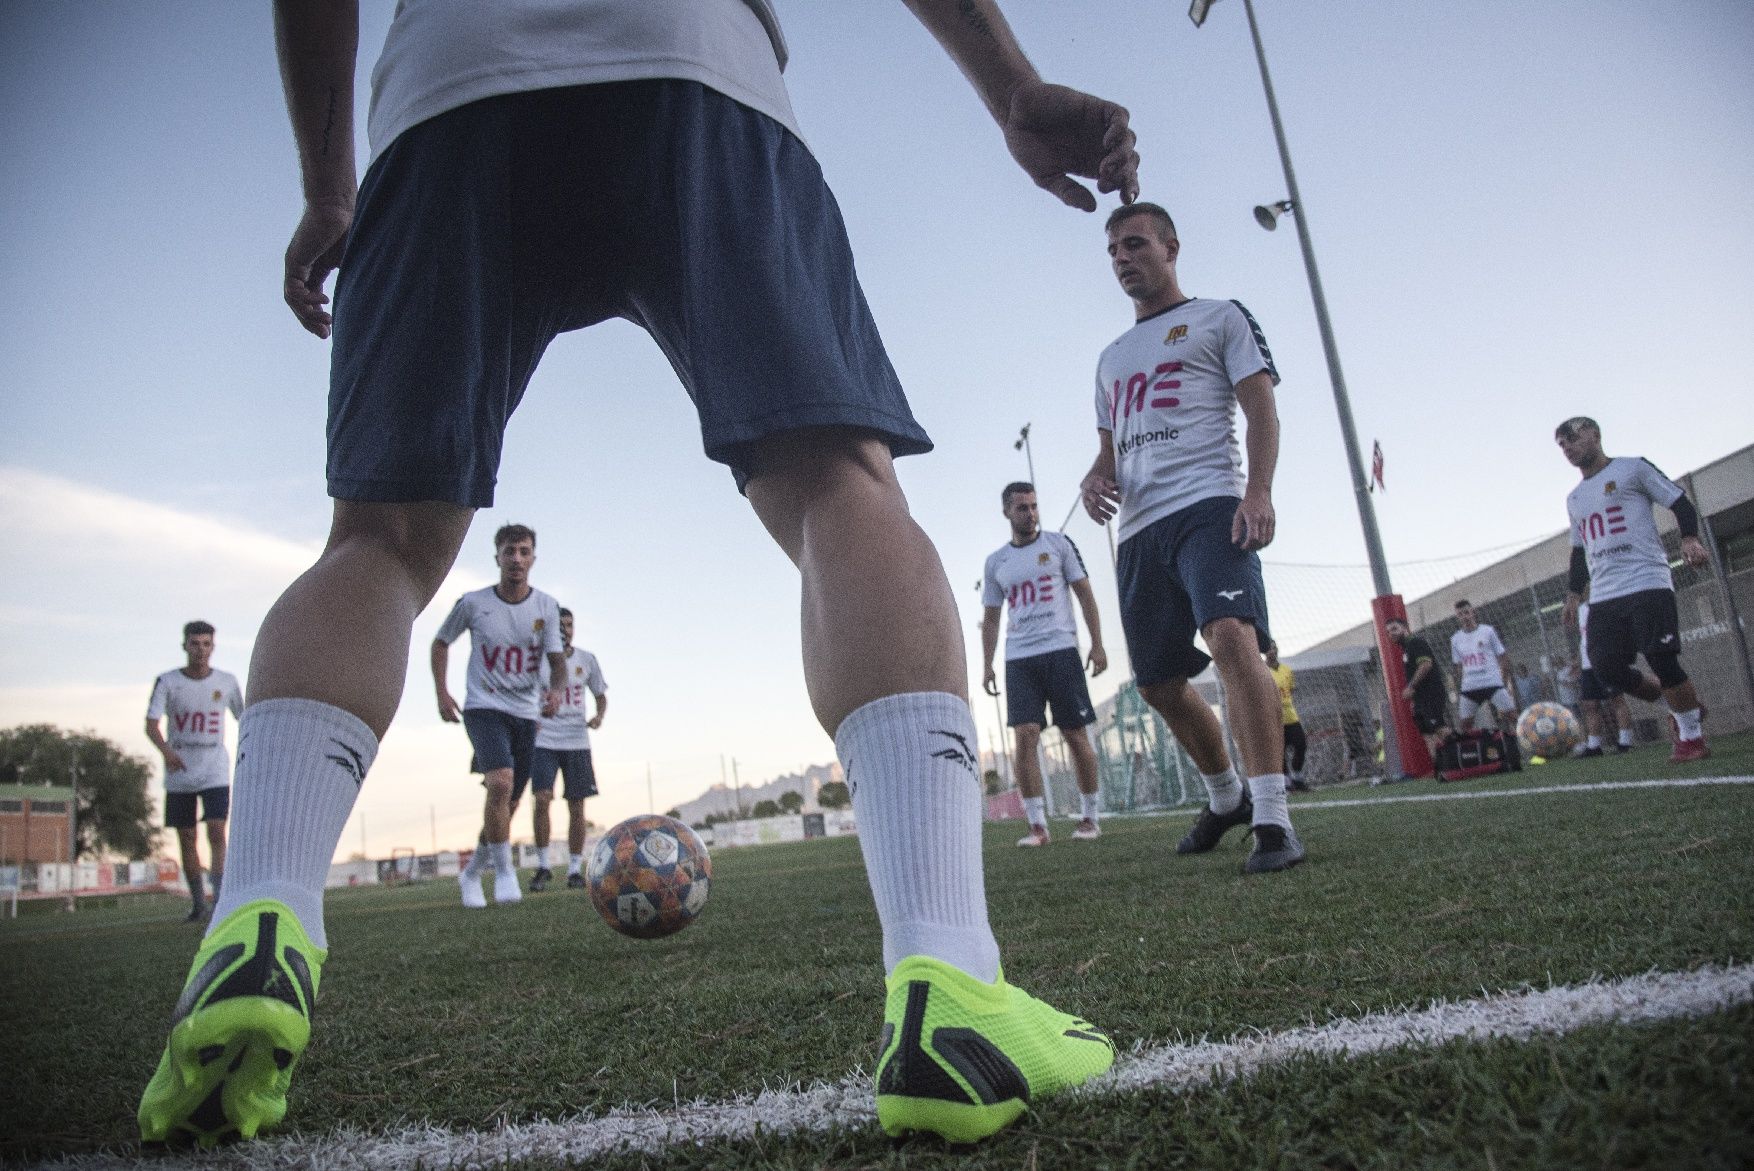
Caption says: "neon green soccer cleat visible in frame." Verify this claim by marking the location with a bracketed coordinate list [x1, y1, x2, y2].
[138, 899, 325, 1148]
[874, 956, 1114, 1143]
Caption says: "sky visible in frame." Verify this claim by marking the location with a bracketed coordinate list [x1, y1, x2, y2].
[2, 1, 1751, 860]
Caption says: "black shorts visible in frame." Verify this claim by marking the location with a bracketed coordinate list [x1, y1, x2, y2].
[1411, 695, 1448, 734]
[463, 708, 537, 782]
[1579, 668, 1620, 702]
[164, 786, 230, 828]
[329, 80, 928, 503]
[1005, 647, 1096, 729]
[522, 747, 599, 803]
[1587, 588, 1682, 675]
[1116, 495, 1271, 686]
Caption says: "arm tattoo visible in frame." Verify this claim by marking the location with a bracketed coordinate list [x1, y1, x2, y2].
[320, 86, 338, 157]
[956, 0, 997, 44]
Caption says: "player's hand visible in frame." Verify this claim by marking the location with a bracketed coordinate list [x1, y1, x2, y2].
[982, 665, 999, 697]
[437, 691, 461, 723]
[1680, 535, 1710, 569]
[1232, 490, 1275, 551]
[1400, 685, 1414, 701]
[162, 749, 186, 773]
[1080, 471, 1121, 525]
[1562, 594, 1580, 631]
[1000, 80, 1139, 212]
[587, 715, 603, 730]
[541, 688, 562, 719]
[1087, 645, 1108, 677]
[284, 197, 354, 338]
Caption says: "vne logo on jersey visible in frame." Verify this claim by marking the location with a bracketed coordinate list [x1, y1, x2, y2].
[1163, 324, 1189, 345]
[1576, 505, 1628, 542]
[1110, 361, 1183, 426]
[1009, 574, 1057, 610]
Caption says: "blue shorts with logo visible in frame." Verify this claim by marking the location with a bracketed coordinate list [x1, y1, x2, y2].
[164, 786, 230, 828]
[519, 747, 599, 803]
[462, 708, 536, 783]
[328, 80, 930, 503]
[1117, 495, 1271, 686]
[1005, 647, 1096, 729]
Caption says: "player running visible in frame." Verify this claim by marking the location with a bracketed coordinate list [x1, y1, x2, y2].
[138, 0, 1133, 1148]
[144, 621, 243, 922]
[1264, 641, 1309, 792]
[980, 481, 1108, 845]
[1081, 202, 1304, 873]
[1557, 417, 1712, 762]
[1448, 600, 1522, 771]
[512, 608, 607, 891]
[432, 524, 565, 907]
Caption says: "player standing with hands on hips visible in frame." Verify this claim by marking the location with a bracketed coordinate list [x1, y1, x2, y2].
[1081, 203, 1304, 873]
[138, 0, 1139, 1149]
[1557, 417, 1712, 762]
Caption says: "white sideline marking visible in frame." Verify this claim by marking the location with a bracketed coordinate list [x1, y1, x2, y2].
[43, 963, 1754, 1171]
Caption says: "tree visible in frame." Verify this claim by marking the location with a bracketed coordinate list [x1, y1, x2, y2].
[751, 799, 780, 819]
[818, 781, 850, 809]
[0, 725, 158, 860]
[777, 790, 804, 815]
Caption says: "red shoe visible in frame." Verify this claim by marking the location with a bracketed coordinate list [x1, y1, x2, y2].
[1015, 824, 1050, 848]
[1669, 738, 1711, 764]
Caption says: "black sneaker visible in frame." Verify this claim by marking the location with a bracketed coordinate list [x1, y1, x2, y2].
[1614, 742, 1633, 754]
[1176, 795, 1253, 855]
[1288, 778, 1311, 793]
[530, 867, 553, 893]
[184, 905, 209, 924]
[566, 872, 586, 890]
[1578, 745, 1604, 758]
[1243, 824, 1306, 874]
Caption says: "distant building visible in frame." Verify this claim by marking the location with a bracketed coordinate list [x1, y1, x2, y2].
[0, 783, 75, 867]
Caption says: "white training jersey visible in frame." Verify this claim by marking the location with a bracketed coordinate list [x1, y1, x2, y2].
[435, 586, 564, 719]
[1566, 456, 1686, 604]
[1095, 298, 1280, 543]
[146, 668, 244, 793]
[536, 647, 608, 751]
[1578, 601, 1594, 671]
[1450, 625, 1507, 691]
[367, 0, 798, 166]
[982, 531, 1089, 660]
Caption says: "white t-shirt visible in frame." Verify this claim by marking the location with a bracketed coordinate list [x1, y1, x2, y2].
[146, 668, 244, 793]
[367, 0, 798, 165]
[1095, 298, 1280, 543]
[1450, 625, 1507, 691]
[982, 531, 1089, 661]
[1566, 456, 1686, 604]
[536, 647, 608, 751]
[434, 586, 565, 719]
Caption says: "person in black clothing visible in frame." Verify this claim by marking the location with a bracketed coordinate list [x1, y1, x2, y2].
[1386, 618, 1449, 767]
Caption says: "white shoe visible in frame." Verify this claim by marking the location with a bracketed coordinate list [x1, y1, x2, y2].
[1071, 818, 1101, 841]
[459, 870, 486, 909]
[1016, 825, 1050, 848]
[493, 870, 522, 903]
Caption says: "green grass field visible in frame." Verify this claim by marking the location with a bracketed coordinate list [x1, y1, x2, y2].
[4, 736, 1752, 1169]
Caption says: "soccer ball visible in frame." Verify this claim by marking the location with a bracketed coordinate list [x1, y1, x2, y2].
[1516, 701, 1582, 760]
[586, 814, 712, 939]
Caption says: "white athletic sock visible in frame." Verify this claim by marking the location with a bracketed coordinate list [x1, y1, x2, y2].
[1618, 728, 1634, 747]
[1201, 767, 1243, 815]
[568, 853, 583, 876]
[207, 698, 376, 950]
[835, 692, 1000, 983]
[1079, 790, 1101, 821]
[536, 844, 550, 869]
[1248, 773, 1292, 831]
[1586, 734, 1602, 749]
[1674, 708, 1703, 740]
[1022, 796, 1047, 827]
[493, 842, 515, 873]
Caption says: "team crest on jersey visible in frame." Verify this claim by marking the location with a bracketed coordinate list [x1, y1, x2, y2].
[533, 619, 546, 632]
[1604, 481, 1616, 494]
[574, 666, 583, 677]
[1038, 553, 1051, 565]
[1163, 324, 1189, 344]
[211, 690, 223, 702]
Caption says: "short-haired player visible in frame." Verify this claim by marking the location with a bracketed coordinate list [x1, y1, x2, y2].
[145, 621, 244, 921]
[512, 608, 607, 891]
[432, 524, 565, 906]
[980, 482, 1107, 845]
[1385, 618, 1450, 768]
[1556, 418, 1712, 762]
[1081, 203, 1303, 872]
[1449, 600, 1522, 771]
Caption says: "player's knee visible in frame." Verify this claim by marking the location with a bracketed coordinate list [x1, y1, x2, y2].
[1013, 722, 1043, 747]
[1646, 651, 1688, 689]
[1202, 617, 1259, 662]
[327, 500, 474, 601]
[1139, 679, 1192, 717]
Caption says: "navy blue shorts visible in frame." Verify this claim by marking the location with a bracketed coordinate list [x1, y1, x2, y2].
[522, 747, 599, 803]
[463, 708, 536, 782]
[1116, 495, 1271, 686]
[328, 80, 929, 504]
[1005, 647, 1096, 729]
[164, 786, 230, 828]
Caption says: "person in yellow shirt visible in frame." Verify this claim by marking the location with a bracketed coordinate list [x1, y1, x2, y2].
[1265, 641, 1309, 792]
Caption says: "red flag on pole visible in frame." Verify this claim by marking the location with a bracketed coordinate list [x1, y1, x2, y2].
[1370, 440, 1385, 493]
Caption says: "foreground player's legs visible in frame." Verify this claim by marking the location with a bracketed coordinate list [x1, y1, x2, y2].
[1140, 677, 1248, 848]
[745, 428, 1112, 1141]
[174, 825, 206, 920]
[139, 500, 472, 1147]
[1012, 721, 1050, 845]
[1205, 617, 1304, 872]
[1066, 723, 1103, 839]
